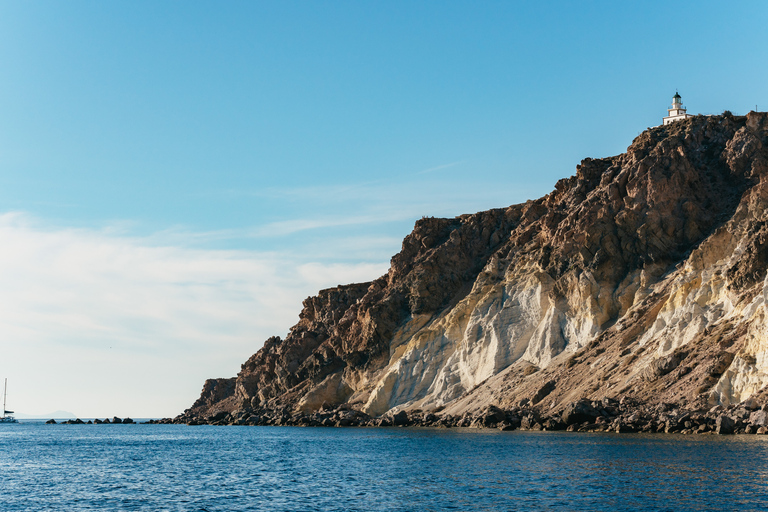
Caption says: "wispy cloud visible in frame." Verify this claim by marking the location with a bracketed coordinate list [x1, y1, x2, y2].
[0, 212, 389, 418]
[163, 175, 532, 248]
[416, 160, 466, 175]
[154, 215, 413, 244]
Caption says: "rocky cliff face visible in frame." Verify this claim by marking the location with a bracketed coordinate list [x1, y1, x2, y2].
[178, 111, 768, 429]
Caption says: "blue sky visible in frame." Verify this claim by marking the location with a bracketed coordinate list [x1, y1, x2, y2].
[1, 1, 767, 417]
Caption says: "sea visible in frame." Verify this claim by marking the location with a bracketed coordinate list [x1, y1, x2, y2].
[1, 421, 767, 512]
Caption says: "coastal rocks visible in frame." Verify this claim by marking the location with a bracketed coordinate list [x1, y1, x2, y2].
[561, 400, 600, 426]
[749, 409, 768, 426]
[391, 410, 409, 426]
[149, 394, 768, 436]
[480, 406, 506, 427]
[51, 416, 136, 425]
[716, 415, 736, 435]
[60, 419, 85, 424]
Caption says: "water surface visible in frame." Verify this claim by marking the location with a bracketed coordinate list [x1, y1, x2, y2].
[1, 422, 766, 511]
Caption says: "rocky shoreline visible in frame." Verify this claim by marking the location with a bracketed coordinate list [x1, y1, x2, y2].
[46, 416, 137, 425]
[151, 397, 768, 436]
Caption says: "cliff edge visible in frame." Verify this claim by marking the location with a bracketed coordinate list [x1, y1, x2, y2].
[176, 111, 768, 432]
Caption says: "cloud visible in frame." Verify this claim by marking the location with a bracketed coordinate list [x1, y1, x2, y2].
[0, 213, 389, 418]
[416, 160, 466, 175]
[166, 175, 535, 250]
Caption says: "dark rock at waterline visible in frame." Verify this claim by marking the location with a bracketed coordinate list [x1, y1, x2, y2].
[542, 418, 565, 431]
[154, 393, 768, 437]
[561, 399, 599, 426]
[392, 410, 409, 426]
[716, 415, 735, 435]
[60, 418, 85, 424]
[45, 416, 141, 425]
[749, 409, 768, 427]
[206, 411, 229, 423]
[481, 405, 507, 427]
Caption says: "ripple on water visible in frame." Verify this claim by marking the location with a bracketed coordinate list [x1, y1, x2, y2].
[2, 424, 768, 511]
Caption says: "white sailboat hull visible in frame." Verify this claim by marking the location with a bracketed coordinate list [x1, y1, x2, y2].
[2, 378, 17, 423]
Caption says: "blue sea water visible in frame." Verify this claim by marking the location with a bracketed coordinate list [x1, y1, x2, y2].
[1, 422, 767, 512]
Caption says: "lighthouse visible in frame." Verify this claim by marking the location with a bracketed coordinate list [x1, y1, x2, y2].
[663, 91, 693, 125]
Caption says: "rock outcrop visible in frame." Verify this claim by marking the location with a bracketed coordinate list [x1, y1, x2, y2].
[177, 111, 768, 433]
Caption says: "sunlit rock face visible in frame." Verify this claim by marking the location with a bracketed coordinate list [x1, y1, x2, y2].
[181, 111, 768, 422]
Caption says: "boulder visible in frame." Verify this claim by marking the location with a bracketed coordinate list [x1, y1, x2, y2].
[733, 408, 750, 420]
[206, 411, 228, 423]
[45, 419, 56, 424]
[520, 415, 536, 430]
[562, 399, 599, 426]
[392, 410, 409, 426]
[716, 414, 735, 435]
[531, 380, 556, 405]
[542, 418, 565, 431]
[643, 350, 689, 381]
[741, 397, 761, 411]
[613, 420, 637, 433]
[749, 409, 768, 427]
[122, 417, 135, 424]
[112, 417, 123, 424]
[481, 406, 506, 427]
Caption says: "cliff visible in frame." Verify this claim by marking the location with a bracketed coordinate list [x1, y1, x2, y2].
[176, 111, 768, 432]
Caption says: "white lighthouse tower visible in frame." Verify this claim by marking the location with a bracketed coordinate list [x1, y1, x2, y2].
[663, 91, 693, 125]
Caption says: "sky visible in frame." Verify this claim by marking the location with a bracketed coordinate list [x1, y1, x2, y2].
[1, 1, 767, 418]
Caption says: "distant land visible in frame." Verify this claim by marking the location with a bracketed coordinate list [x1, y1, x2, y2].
[167, 111, 768, 435]
[15, 410, 77, 420]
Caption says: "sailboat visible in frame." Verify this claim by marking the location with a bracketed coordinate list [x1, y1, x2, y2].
[1, 378, 18, 423]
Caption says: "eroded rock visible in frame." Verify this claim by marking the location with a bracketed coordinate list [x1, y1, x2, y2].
[174, 112, 768, 431]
